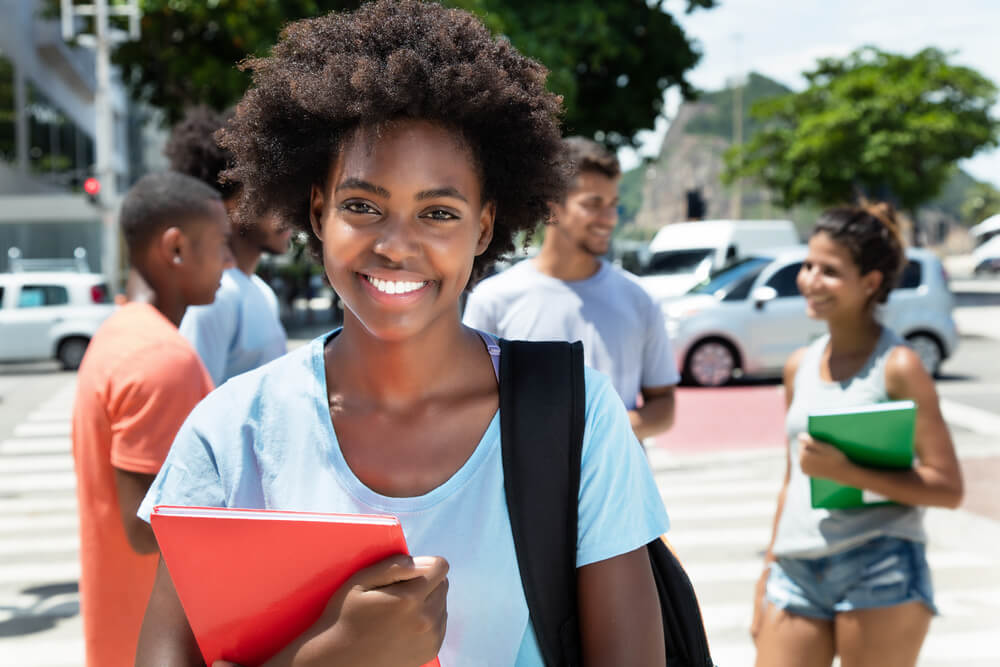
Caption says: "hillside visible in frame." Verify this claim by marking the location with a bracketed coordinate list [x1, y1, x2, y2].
[628, 72, 992, 235]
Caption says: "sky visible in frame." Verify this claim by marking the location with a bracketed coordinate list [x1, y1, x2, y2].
[619, 0, 1000, 189]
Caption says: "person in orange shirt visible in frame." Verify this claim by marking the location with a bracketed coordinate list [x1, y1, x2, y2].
[71, 170, 232, 667]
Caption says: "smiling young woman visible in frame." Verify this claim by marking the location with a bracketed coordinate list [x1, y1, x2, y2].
[752, 203, 963, 667]
[132, 2, 671, 666]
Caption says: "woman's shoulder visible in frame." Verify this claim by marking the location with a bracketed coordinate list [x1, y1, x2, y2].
[191, 337, 323, 425]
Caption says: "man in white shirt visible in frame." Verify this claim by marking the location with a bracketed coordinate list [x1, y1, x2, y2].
[464, 136, 678, 440]
[166, 107, 292, 385]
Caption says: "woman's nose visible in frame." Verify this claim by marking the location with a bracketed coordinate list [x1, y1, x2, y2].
[373, 216, 419, 263]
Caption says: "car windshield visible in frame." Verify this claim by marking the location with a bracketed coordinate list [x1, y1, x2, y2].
[644, 248, 714, 275]
[688, 257, 772, 298]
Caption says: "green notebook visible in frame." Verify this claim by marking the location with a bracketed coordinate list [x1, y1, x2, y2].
[807, 400, 916, 509]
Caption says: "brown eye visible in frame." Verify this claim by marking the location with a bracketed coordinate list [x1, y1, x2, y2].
[422, 209, 458, 221]
[342, 201, 378, 215]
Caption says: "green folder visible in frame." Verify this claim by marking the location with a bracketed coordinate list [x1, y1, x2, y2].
[807, 400, 916, 510]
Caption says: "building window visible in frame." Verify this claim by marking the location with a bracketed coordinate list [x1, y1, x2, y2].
[0, 52, 14, 164]
[26, 82, 94, 187]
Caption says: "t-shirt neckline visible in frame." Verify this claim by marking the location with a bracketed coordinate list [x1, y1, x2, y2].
[308, 329, 500, 513]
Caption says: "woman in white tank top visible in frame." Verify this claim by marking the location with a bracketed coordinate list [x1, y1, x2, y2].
[752, 203, 963, 667]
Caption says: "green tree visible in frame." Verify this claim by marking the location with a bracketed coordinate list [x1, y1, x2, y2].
[64, 0, 715, 143]
[961, 182, 1000, 225]
[723, 47, 1000, 223]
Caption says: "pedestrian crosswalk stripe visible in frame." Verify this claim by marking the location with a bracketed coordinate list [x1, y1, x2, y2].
[0, 514, 77, 533]
[665, 499, 776, 521]
[13, 422, 71, 438]
[660, 479, 780, 499]
[0, 535, 78, 557]
[0, 471, 75, 494]
[26, 412, 72, 422]
[0, 438, 71, 454]
[0, 561, 80, 587]
[0, 455, 74, 473]
[0, 496, 76, 515]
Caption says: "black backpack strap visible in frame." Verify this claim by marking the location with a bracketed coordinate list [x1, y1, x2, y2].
[499, 339, 585, 667]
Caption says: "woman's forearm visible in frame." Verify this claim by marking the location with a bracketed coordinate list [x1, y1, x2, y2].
[840, 461, 964, 509]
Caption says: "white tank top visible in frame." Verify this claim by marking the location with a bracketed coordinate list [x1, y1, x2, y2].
[772, 327, 926, 559]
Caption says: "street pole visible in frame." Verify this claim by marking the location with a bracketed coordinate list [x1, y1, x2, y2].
[93, 0, 117, 288]
[60, 0, 140, 289]
[731, 78, 743, 220]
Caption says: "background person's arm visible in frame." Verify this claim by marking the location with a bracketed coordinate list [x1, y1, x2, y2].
[114, 469, 158, 554]
[629, 385, 675, 441]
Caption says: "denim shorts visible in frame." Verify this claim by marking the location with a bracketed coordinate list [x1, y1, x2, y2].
[765, 536, 937, 620]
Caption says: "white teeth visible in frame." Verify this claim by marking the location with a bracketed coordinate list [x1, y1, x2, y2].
[366, 276, 427, 295]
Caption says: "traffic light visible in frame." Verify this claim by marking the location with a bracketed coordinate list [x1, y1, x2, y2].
[83, 177, 101, 205]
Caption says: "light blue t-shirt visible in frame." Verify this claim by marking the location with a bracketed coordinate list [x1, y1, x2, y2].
[139, 331, 670, 666]
[463, 259, 679, 410]
[180, 267, 287, 386]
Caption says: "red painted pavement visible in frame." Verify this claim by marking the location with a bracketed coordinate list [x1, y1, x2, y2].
[652, 385, 787, 455]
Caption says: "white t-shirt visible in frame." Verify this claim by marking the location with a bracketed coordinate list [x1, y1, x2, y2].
[180, 267, 287, 386]
[463, 259, 679, 409]
[139, 331, 670, 666]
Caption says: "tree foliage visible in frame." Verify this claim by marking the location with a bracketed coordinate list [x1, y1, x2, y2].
[961, 181, 1000, 224]
[722, 47, 1000, 213]
[96, 0, 714, 144]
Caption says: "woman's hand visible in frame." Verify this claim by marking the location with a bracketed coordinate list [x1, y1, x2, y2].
[750, 567, 770, 645]
[260, 554, 449, 667]
[798, 433, 852, 483]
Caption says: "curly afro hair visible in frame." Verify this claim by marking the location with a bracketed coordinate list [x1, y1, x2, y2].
[218, 0, 566, 277]
[164, 106, 239, 199]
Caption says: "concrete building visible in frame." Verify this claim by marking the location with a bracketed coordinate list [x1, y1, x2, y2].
[0, 0, 142, 277]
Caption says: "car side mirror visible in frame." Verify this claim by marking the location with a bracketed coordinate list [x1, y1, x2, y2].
[752, 286, 778, 309]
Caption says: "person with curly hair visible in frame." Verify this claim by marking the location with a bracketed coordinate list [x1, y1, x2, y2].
[135, 2, 669, 665]
[165, 106, 292, 386]
[751, 203, 963, 667]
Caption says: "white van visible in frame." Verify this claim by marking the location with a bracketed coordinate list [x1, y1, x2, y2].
[637, 219, 799, 303]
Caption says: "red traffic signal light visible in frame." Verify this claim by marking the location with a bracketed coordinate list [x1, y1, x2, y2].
[83, 177, 101, 197]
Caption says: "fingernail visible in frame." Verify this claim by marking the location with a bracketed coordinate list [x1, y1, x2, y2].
[412, 556, 438, 567]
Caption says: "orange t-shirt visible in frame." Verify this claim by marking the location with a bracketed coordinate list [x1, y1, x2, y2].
[72, 303, 214, 667]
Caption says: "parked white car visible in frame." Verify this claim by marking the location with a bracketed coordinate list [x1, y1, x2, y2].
[0, 272, 116, 369]
[665, 247, 959, 386]
[638, 219, 800, 302]
[972, 235, 1000, 276]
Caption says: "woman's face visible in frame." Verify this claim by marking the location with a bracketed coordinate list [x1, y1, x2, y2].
[797, 231, 882, 322]
[309, 119, 495, 341]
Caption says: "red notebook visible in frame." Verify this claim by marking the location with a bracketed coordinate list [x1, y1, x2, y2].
[151, 505, 440, 667]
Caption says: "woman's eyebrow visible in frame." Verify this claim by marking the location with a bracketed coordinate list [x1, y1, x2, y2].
[336, 178, 390, 198]
[416, 186, 468, 203]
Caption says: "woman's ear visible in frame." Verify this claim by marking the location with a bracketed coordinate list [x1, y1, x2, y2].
[475, 201, 496, 256]
[309, 183, 326, 241]
[863, 269, 884, 300]
[546, 200, 563, 225]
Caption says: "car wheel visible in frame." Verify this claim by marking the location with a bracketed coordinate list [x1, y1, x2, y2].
[905, 333, 943, 377]
[57, 337, 89, 371]
[685, 339, 738, 387]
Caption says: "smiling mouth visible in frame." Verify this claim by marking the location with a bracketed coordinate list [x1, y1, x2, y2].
[362, 274, 429, 295]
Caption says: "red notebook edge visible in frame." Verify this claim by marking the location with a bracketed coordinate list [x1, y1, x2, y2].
[151, 505, 441, 667]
